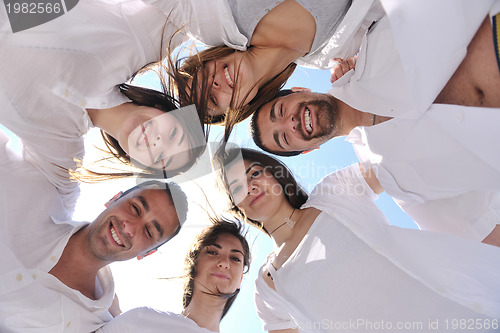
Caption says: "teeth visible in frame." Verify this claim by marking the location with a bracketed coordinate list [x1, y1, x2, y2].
[111, 226, 123, 246]
[305, 109, 312, 133]
[137, 122, 151, 146]
[224, 67, 234, 87]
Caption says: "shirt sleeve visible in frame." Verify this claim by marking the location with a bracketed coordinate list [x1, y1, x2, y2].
[254, 276, 299, 331]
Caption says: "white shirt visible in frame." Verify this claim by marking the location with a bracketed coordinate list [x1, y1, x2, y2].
[329, 0, 500, 240]
[0, 129, 115, 333]
[146, 0, 385, 69]
[97, 307, 217, 333]
[0, 0, 187, 213]
[255, 165, 500, 332]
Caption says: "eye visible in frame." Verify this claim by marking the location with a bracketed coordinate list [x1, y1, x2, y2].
[154, 153, 163, 165]
[170, 127, 177, 140]
[279, 105, 284, 117]
[131, 203, 140, 216]
[250, 170, 262, 178]
[283, 133, 289, 145]
[207, 249, 218, 255]
[145, 226, 152, 239]
[231, 256, 242, 262]
[231, 185, 242, 196]
[209, 94, 218, 107]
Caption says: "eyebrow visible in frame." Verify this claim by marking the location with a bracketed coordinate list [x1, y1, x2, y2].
[211, 243, 245, 256]
[138, 195, 164, 239]
[273, 132, 284, 150]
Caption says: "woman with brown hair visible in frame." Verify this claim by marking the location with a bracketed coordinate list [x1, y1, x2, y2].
[0, 0, 208, 212]
[97, 219, 251, 333]
[216, 148, 500, 332]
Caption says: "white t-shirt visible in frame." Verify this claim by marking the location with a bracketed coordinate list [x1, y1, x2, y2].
[0, 0, 187, 213]
[0, 129, 115, 333]
[97, 307, 217, 333]
[255, 165, 500, 332]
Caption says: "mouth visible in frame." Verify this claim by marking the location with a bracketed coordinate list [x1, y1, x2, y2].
[109, 223, 125, 247]
[211, 272, 230, 280]
[224, 65, 234, 88]
[303, 107, 313, 135]
[136, 121, 153, 148]
[250, 192, 265, 206]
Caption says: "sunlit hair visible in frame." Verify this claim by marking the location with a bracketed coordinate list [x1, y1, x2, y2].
[214, 147, 308, 233]
[250, 89, 303, 156]
[182, 218, 251, 319]
[72, 83, 207, 182]
[168, 43, 296, 141]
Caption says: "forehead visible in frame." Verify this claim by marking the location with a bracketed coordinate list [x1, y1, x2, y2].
[212, 233, 244, 253]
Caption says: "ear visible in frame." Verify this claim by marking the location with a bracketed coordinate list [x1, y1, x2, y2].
[105, 192, 123, 208]
[301, 147, 320, 154]
[137, 249, 157, 260]
[290, 86, 311, 93]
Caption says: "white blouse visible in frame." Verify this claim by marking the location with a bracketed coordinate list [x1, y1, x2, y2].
[97, 307, 217, 333]
[255, 165, 500, 332]
[0, 0, 187, 213]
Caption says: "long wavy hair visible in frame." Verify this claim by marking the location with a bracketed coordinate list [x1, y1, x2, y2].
[215, 147, 308, 234]
[182, 218, 251, 319]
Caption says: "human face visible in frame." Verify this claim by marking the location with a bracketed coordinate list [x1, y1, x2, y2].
[124, 109, 191, 171]
[256, 92, 339, 153]
[194, 233, 245, 295]
[227, 159, 286, 222]
[202, 52, 259, 117]
[87, 187, 180, 262]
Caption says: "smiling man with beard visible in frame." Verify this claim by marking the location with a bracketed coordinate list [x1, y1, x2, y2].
[0, 129, 188, 333]
[250, 1, 500, 247]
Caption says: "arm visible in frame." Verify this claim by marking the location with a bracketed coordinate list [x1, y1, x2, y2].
[358, 163, 384, 194]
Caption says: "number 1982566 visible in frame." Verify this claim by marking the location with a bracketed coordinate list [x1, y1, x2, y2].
[5, 2, 61, 14]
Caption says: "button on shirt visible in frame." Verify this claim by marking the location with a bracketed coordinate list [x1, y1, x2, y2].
[0, 130, 114, 332]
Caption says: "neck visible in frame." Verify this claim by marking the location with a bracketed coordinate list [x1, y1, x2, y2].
[336, 101, 374, 135]
[265, 206, 304, 248]
[48, 226, 108, 300]
[182, 292, 226, 332]
[245, 47, 301, 88]
[87, 103, 132, 141]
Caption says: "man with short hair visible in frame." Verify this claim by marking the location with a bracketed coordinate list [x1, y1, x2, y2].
[0, 129, 188, 332]
[250, 1, 500, 245]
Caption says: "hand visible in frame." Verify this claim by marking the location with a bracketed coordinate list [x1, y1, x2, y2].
[330, 56, 357, 83]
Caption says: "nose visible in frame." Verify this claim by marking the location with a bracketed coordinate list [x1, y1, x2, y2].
[284, 114, 297, 132]
[218, 255, 230, 269]
[121, 217, 140, 238]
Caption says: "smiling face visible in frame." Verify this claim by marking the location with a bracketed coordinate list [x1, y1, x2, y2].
[86, 187, 180, 262]
[122, 109, 192, 171]
[200, 52, 259, 118]
[227, 159, 287, 223]
[194, 233, 245, 295]
[256, 92, 339, 153]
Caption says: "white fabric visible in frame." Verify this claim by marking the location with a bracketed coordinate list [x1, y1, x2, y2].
[148, 0, 384, 69]
[255, 165, 500, 332]
[0, 129, 115, 333]
[97, 307, 217, 333]
[0, 0, 187, 213]
[329, 0, 500, 240]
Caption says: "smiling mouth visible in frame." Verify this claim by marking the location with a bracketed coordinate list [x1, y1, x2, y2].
[110, 224, 124, 247]
[224, 65, 234, 88]
[137, 121, 153, 148]
[211, 273, 229, 280]
[251, 192, 265, 206]
[304, 108, 313, 135]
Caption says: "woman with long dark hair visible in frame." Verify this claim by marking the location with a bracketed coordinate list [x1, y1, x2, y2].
[216, 148, 500, 332]
[97, 219, 251, 333]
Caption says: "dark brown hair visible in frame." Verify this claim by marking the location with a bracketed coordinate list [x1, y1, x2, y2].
[182, 218, 251, 319]
[215, 147, 308, 233]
